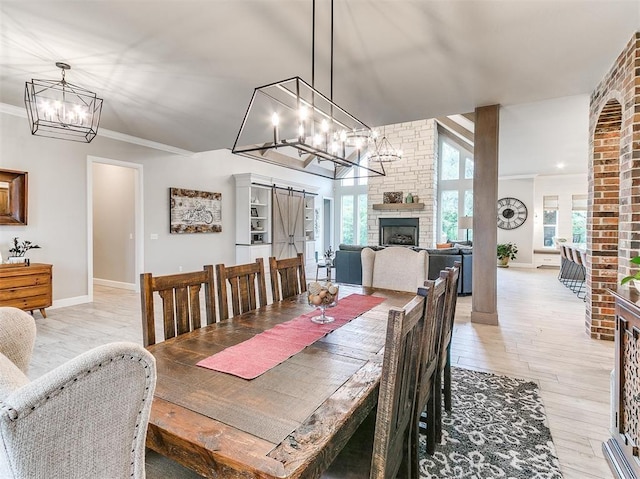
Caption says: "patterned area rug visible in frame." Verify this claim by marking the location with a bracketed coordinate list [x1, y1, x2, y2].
[420, 367, 563, 479]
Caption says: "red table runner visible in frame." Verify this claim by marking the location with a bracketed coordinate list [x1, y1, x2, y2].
[196, 294, 385, 379]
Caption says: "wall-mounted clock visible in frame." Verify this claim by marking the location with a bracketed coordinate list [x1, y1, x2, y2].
[497, 197, 527, 230]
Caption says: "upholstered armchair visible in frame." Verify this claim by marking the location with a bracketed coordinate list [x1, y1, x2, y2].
[361, 246, 429, 293]
[0, 342, 156, 479]
[0, 307, 36, 374]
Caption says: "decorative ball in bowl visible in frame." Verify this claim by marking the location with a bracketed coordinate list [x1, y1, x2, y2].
[307, 281, 339, 324]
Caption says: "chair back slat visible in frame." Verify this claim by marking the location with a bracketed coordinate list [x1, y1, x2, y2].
[439, 263, 460, 360]
[269, 253, 307, 302]
[410, 277, 447, 463]
[158, 289, 176, 340]
[216, 258, 267, 320]
[371, 293, 426, 478]
[140, 265, 216, 346]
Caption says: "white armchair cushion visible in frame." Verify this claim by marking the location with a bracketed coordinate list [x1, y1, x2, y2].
[0, 353, 29, 399]
[0, 342, 156, 479]
[361, 247, 429, 293]
[0, 307, 36, 374]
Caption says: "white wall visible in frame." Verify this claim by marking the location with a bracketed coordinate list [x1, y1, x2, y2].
[0, 110, 332, 305]
[93, 163, 135, 285]
[497, 178, 535, 265]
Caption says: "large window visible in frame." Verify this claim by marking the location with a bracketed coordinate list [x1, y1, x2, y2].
[542, 195, 558, 247]
[336, 159, 368, 245]
[572, 194, 587, 244]
[437, 135, 473, 242]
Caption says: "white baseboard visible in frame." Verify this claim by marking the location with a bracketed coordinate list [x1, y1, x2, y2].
[505, 262, 535, 269]
[93, 278, 136, 291]
[51, 295, 92, 309]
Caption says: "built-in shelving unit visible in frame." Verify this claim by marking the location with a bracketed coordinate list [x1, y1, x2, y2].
[372, 203, 425, 211]
[234, 174, 273, 267]
[304, 196, 315, 242]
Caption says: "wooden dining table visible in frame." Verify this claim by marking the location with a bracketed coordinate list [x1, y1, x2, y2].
[145, 284, 415, 479]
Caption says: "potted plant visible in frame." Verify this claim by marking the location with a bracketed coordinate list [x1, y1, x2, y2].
[621, 256, 640, 292]
[497, 242, 518, 267]
[8, 237, 41, 263]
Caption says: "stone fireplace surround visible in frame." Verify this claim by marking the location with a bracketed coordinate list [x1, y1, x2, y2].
[367, 119, 438, 248]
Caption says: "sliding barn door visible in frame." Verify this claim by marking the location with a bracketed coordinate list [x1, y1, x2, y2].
[272, 189, 306, 260]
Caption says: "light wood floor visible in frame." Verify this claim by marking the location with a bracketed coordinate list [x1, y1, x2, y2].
[29, 267, 614, 479]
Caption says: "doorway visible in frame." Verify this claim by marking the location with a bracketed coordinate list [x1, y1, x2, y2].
[87, 156, 143, 300]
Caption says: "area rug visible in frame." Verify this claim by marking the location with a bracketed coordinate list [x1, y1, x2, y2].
[419, 367, 563, 479]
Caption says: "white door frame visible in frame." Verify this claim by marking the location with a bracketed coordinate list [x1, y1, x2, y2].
[323, 196, 335, 252]
[86, 156, 144, 300]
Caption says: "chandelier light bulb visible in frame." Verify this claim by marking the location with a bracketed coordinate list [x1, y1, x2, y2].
[299, 106, 308, 121]
[271, 112, 280, 126]
[321, 119, 329, 132]
[313, 134, 322, 146]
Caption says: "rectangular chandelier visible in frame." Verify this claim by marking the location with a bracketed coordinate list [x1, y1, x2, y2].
[24, 63, 103, 143]
[232, 77, 385, 180]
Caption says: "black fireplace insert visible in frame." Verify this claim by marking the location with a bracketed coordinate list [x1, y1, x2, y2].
[379, 218, 419, 246]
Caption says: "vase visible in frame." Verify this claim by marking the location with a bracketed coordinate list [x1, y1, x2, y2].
[497, 257, 509, 268]
[7, 256, 26, 264]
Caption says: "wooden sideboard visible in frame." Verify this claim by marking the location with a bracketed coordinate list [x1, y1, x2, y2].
[605, 289, 640, 479]
[0, 263, 52, 318]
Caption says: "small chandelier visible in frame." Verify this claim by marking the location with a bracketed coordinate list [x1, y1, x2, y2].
[24, 62, 103, 143]
[370, 135, 403, 163]
[232, 0, 385, 180]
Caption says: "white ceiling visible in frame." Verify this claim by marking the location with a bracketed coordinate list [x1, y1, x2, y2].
[1, 0, 638, 155]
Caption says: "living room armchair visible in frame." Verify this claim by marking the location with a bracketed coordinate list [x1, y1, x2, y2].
[0, 307, 36, 374]
[0, 342, 156, 479]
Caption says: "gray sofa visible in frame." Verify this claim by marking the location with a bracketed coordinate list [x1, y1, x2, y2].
[334, 244, 472, 295]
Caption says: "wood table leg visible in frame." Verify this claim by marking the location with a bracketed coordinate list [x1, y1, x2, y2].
[39, 308, 47, 318]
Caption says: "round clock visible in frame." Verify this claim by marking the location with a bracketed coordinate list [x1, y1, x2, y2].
[497, 197, 527, 230]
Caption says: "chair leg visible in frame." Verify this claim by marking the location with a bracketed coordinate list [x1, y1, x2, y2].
[444, 349, 452, 412]
[433, 371, 443, 444]
[425, 395, 437, 455]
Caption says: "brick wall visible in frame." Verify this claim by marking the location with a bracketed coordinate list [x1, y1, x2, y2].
[587, 32, 640, 340]
[367, 119, 437, 247]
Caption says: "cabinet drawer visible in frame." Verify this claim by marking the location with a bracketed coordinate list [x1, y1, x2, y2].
[0, 284, 51, 301]
[1, 294, 51, 311]
[0, 273, 50, 290]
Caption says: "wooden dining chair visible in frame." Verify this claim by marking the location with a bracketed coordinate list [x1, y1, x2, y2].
[433, 263, 460, 444]
[361, 246, 428, 293]
[412, 276, 448, 462]
[216, 258, 268, 320]
[140, 265, 216, 347]
[269, 253, 307, 302]
[322, 292, 427, 479]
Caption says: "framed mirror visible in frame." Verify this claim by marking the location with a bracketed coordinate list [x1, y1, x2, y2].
[0, 169, 28, 225]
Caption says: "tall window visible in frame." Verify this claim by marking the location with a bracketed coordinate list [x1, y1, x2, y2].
[336, 159, 368, 245]
[437, 135, 473, 242]
[572, 194, 587, 244]
[543, 195, 558, 247]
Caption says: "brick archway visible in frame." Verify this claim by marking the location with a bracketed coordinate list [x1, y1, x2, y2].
[586, 99, 622, 339]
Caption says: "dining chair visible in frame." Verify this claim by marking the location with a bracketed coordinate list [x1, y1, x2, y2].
[269, 253, 307, 302]
[322, 292, 427, 478]
[0, 342, 156, 479]
[413, 276, 448, 461]
[0, 307, 36, 373]
[140, 265, 216, 346]
[216, 258, 268, 320]
[361, 246, 428, 293]
[433, 263, 460, 444]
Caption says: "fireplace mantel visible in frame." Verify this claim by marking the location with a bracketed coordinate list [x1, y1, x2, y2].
[372, 203, 425, 211]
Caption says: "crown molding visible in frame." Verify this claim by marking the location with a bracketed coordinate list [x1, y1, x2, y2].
[0, 102, 196, 157]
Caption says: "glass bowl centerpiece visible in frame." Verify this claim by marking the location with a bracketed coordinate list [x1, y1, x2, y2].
[307, 281, 339, 324]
